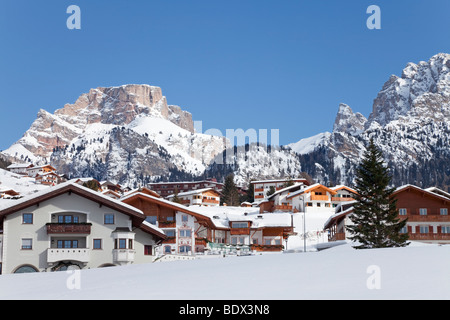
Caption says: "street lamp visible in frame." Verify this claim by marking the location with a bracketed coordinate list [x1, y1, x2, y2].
[302, 196, 306, 252]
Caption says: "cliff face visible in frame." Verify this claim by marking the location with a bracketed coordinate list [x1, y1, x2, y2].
[291, 53, 450, 190]
[7, 84, 195, 159]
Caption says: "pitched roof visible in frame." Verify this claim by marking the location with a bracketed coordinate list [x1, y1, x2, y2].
[0, 181, 166, 240]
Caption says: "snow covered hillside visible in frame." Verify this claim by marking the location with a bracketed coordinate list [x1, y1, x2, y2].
[0, 242, 448, 300]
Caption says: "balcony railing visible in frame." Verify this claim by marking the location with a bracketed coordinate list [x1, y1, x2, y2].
[46, 223, 92, 234]
[158, 221, 176, 228]
[408, 233, 450, 241]
[331, 197, 355, 202]
[47, 248, 90, 263]
[230, 228, 250, 235]
[311, 195, 329, 201]
[398, 215, 450, 222]
[274, 205, 292, 211]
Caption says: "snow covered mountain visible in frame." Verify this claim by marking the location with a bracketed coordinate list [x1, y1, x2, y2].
[290, 53, 450, 190]
[3, 84, 227, 187]
[3, 53, 450, 189]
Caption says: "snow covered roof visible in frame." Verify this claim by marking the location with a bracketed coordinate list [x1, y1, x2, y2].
[0, 181, 143, 217]
[394, 184, 450, 203]
[266, 183, 304, 200]
[166, 187, 218, 198]
[7, 163, 33, 169]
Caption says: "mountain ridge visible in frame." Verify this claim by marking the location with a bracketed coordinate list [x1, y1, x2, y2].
[3, 54, 450, 190]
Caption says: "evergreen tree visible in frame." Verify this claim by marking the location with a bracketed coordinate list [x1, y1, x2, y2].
[222, 174, 240, 206]
[266, 186, 276, 197]
[172, 187, 182, 204]
[346, 138, 409, 249]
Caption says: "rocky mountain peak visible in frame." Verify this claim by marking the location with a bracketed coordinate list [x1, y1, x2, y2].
[367, 53, 450, 128]
[333, 103, 367, 136]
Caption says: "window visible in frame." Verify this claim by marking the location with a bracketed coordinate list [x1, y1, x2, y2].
[252, 238, 258, 245]
[441, 226, 450, 234]
[400, 226, 408, 234]
[180, 245, 191, 253]
[93, 239, 102, 249]
[231, 237, 238, 245]
[166, 216, 174, 222]
[419, 208, 427, 216]
[179, 229, 191, 237]
[145, 216, 157, 225]
[22, 213, 33, 224]
[57, 240, 78, 248]
[306, 202, 313, 207]
[399, 208, 407, 216]
[164, 230, 175, 237]
[182, 215, 188, 222]
[118, 239, 127, 249]
[144, 245, 153, 255]
[441, 208, 448, 216]
[274, 239, 281, 245]
[419, 226, 429, 234]
[264, 239, 272, 245]
[58, 215, 79, 223]
[164, 245, 172, 254]
[231, 222, 248, 228]
[104, 214, 114, 224]
[21, 238, 33, 250]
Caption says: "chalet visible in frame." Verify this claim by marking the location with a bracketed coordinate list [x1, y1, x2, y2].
[324, 184, 450, 244]
[193, 207, 296, 252]
[330, 185, 357, 206]
[286, 183, 337, 215]
[7, 163, 34, 175]
[263, 183, 305, 213]
[35, 172, 65, 186]
[26, 164, 56, 178]
[166, 188, 221, 207]
[0, 182, 166, 274]
[121, 192, 295, 254]
[0, 188, 21, 199]
[121, 191, 216, 255]
[252, 178, 310, 200]
[100, 180, 123, 193]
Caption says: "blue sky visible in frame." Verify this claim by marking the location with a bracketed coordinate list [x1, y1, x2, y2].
[1, 0, 450, 150]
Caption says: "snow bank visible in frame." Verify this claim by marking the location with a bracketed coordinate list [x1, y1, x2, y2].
[0, 243, 448, 300]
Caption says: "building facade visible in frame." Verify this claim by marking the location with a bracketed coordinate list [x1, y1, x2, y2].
[0, 182, 166, 274]
[324, 185, 450, 244]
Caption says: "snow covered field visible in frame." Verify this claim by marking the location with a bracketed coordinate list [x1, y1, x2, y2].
[0, 242, 448, 300]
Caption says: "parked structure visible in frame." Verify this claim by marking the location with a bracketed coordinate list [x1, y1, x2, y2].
[0, 182, 166, 274]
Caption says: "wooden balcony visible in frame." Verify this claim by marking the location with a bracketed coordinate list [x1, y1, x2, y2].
[46, 223, 91, 234]
[162, 236, 176, 244]
[398, 215, 450, 222]
[328, 232, 346, 241]
[254, 188, 264, 192]
[230, 228, 250, 235]
[331, 197, 355, 202]
[202, 198, 220, 204]
[311, 195, 329, 201]
[274, 204, 292, 211]
[408, 233, 450, 241]
[158, 221, 176, 228]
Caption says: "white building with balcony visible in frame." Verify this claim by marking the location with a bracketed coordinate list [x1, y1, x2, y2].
[0, 182, 166, 274]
